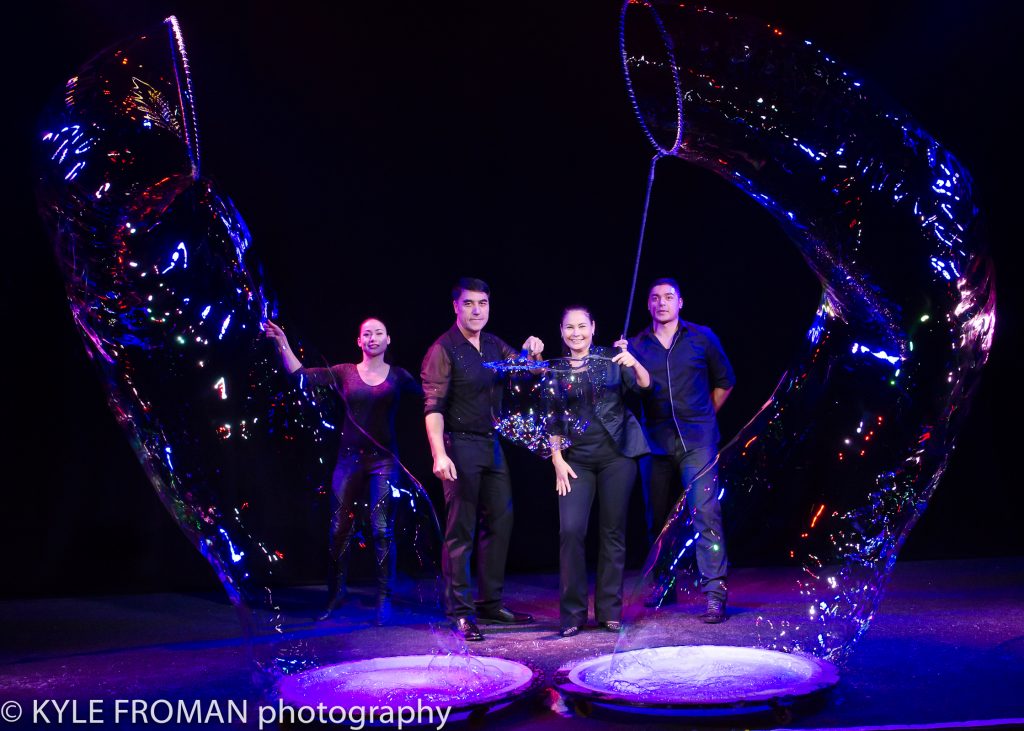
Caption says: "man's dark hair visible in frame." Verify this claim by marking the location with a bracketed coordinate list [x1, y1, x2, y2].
[649, 277, 683, 297]
[451, 277, 491, 301]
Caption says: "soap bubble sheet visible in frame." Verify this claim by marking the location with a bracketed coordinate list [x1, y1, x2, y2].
[31, 16, 512, 699]
[615, 0, 995, 666]
[485, 353, 619, 457]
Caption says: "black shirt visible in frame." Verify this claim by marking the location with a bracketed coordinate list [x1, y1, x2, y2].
[628, 320, 736, 454]
[549, 348, 650, 459]
[297, 363, 421, 454]
[421, 324, 517, 435]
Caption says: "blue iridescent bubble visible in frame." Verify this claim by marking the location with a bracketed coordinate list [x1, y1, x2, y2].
[33, 18, 465, 692]
[616, 1, 994, 665]
[485, 354, 621, 456]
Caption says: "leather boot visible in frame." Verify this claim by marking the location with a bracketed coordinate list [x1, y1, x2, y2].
[373, 532, 395, 626]
[319, 506, 354, 621]
[317, 561, 348, 621]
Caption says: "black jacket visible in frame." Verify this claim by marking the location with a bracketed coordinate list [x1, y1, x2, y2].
[553, 346, 651, 459]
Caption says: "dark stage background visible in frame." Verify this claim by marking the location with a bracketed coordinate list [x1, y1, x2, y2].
[5, 1, 1020, 598]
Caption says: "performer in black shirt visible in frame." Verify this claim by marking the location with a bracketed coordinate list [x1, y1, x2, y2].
[550, 306, 650, 638]
[622, 278, 736, 623]
[265, 317, 421, 625]
[421, 277, 543, 641]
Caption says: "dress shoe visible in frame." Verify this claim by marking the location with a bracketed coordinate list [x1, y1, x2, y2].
[701, 594, 727, 624]
[451, 617, 484, 641]
[559, 626, 580, 638]
[476, 606, 534, 624]
[599, 620, 622, 632]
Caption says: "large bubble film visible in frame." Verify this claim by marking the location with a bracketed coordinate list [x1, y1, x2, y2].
[619, 2, 994, 663]
[33, 17, 468, 690]
[486, 354, 617, 457]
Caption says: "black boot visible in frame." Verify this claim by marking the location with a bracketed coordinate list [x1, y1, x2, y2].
[319, 505, 354, 621]
[317, 561, 348, 621]
[375, 591, 392, 626]
[373, 533, 395, 625]
[371, 494, 397, 626]
[701, 593, 727, 623]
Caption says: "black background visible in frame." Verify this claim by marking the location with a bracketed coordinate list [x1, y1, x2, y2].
[5, 1, 1020, 598]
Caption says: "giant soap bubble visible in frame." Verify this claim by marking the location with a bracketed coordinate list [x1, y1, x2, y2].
[555, 0, 995, 715]
[486, 353, 621, 457]
[34, 17, 540, 714]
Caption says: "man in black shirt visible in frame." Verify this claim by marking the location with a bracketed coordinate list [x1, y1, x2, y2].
[421, 277, 543, 640]
[624, 278, 735, 623]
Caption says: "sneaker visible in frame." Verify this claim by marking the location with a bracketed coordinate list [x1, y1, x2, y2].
[701, 595, 727, 624]
[598, 620, 622, 632]
[559, 626, 580, 638]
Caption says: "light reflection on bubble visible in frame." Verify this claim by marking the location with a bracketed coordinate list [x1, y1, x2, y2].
[34, 16, 456, 685]
[617, 1, 994, 664]
[485, 354, 618, 457]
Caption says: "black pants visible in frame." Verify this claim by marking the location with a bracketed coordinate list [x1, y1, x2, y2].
[441, 433, 513, 619]
[328, 451, 398, 595]
[640, 442, 727, 597]
[559, 436, 636, 628]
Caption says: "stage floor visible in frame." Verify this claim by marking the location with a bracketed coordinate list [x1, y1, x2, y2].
[2, 557, 1022, 730]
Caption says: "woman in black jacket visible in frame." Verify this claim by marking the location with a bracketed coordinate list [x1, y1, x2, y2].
[549, 306, 650, 637]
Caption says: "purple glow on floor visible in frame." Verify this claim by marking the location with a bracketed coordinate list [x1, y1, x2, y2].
[276, 654, 538, 709]
[562, 645, 838, 707]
